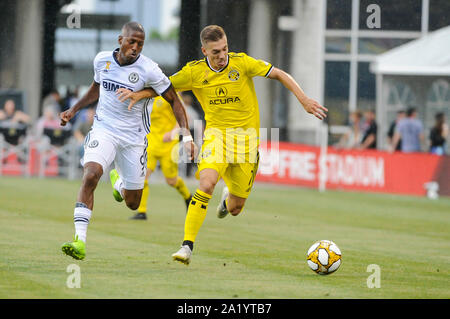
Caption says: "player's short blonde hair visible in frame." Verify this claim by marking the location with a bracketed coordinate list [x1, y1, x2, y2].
[200, 25, 226, 45]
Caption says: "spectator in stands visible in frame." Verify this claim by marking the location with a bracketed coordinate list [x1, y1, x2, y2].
[73, 106, 95, 157]
[0, 99, 31, 124]
[390, 107, 424, 153]
[63, 87, 80, 111]
[359, 109, 377, 150]
[62, 87, 82, 124]
[0, 99, 30, 145]
[429, 112, 448, 155]
[335, 110, 363, 149]
[42, 89, 62, 114]
[387, 110, 405, 152]
[35, 104, 71, 139]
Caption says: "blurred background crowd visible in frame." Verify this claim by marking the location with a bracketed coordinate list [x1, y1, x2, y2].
[0, 0, 448, 180]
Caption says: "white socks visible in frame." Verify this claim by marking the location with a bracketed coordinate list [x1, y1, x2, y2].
[73, 202, 92, 243]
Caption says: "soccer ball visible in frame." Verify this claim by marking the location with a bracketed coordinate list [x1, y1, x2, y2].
[307, 240, 342, 275]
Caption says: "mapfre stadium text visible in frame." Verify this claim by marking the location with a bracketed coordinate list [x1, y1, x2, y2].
[177, 303, 272, 316]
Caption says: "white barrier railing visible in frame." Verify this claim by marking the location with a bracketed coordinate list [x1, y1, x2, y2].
[0, 134, 82, 180]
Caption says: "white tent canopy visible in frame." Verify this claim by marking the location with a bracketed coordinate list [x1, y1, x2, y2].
[370, 25, 450, 76]
[370, 26, 450, 152]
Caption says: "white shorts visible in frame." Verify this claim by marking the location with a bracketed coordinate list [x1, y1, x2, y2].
[81, 128, 147, 190]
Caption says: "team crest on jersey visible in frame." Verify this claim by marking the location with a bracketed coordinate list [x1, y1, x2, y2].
[128, 72, 139, 83]
[228, 69, 240, 81]
[88, 140, 99, 148]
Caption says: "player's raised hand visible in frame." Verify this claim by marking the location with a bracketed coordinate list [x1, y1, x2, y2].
[116, 88, 137, 110]
[60, 109, 75, 126]
[302, 98, 328, 120]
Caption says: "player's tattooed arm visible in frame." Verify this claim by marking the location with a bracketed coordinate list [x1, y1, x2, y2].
[268, 67, 328, 120]
[116, 87, 158, 110]
[60, 81, 99, 126]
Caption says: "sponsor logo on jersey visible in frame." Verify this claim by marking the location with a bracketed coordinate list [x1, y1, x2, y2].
[228, 69, 240, 81]
[102, 80, 133, 92]
[128, 72, 139, 83]
[209, 97, 241, 105]
[210, 86, 239, 105]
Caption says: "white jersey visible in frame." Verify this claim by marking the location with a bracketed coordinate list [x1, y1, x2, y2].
[92, 49, 171, 145]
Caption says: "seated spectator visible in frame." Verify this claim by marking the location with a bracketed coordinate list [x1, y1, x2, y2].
[0, 99, 31, 125]
[359, 109, 377, 149]
[62, 87, 82, 124]
[35, 105, 71, 146]
[63, 87, 79, 111]
[335, 110, 363, 149]
[390, 107, 424, 153]
[429, 112, 448, 155]
[42, 89, 62, 114]
[387, 110, 405, 151]
[73, 106, 95, 157]
[0, 99, 30, 145]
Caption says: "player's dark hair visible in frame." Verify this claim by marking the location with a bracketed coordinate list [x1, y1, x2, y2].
[121, 21, 145, 36]
[200, 25, 226, 44]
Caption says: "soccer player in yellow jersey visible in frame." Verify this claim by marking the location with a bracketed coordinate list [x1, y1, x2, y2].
[117, 25, 327, 265]
[130, 96, 193, 220]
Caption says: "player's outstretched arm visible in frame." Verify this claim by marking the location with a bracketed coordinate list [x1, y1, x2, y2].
[162, 86, 197, 160]
[268, 67, 328, 120]
[60, 81, 100, 126]
[116, 87, 158, 110]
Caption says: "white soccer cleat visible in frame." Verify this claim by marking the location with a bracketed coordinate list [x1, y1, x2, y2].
[216, 186, 229, 219]
[172, 245, 192, 265]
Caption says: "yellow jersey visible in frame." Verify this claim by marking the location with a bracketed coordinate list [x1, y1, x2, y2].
[169, 52, 273, 156]
[147, 96, 178, 156]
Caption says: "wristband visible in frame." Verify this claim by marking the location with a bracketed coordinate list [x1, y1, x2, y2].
[182, 135, 193, 143]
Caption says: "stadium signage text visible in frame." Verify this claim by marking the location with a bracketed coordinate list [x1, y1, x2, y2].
[259, 146, 384, 187]
[256, 142, 448, 196]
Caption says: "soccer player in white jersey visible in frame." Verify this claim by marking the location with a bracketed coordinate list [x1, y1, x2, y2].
[59, 22, 195, 260]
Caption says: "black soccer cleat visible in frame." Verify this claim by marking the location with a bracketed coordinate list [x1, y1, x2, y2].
[129, 212, 147, 220]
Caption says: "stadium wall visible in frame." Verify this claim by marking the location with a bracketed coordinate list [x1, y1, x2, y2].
[257, 141, 450, 197]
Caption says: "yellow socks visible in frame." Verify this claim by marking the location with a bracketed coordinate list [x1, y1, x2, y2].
[137, 179, 149, 213]
[183, 189, 211, 243]
[137, 177, 190, 214]
[173, 177, 191, 200]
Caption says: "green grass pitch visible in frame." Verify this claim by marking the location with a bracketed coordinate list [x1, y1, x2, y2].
[0, 176, 449, 298]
